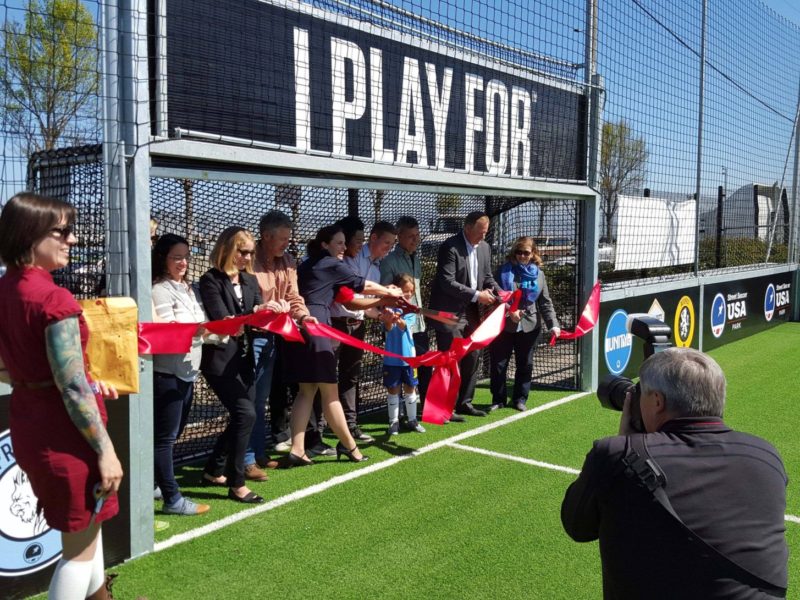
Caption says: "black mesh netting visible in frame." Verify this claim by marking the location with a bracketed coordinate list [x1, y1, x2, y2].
[149, 177, 581, 461]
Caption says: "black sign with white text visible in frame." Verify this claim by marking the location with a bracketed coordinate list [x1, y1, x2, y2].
[163, 0, 587, 181]
[703, 271, 793, 351]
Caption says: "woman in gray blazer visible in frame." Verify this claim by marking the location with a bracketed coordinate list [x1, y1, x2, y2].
[489, 237, 561, 412]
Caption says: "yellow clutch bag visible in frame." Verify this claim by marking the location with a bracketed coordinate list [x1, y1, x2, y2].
[78, 297, 140, 394]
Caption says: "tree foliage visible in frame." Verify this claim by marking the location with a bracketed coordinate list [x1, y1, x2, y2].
[436, 193, 462, 215]
[599, 120, 648, 238]
[1, 0, 98, 154]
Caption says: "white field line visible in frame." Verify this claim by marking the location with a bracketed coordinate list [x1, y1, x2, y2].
[447, 442, 580, 475]
[447, 441, 800, 526]
[153, 391, 590, 552]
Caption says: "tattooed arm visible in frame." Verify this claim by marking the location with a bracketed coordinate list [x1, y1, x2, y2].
[45, 317, 123, 494]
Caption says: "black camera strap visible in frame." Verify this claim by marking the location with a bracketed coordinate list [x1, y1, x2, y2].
[624, 434, 786, 598]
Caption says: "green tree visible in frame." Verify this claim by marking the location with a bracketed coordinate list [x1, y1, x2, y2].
[1, 0, 98, 154]
[436, 193, 462, 215]
[599, 120, 648, 239]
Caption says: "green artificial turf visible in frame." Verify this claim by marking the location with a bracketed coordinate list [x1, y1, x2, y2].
[29, 322, 800, 599]
[112, 449, 603, 600]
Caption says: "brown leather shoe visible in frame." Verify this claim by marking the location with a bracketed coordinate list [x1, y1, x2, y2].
[244, 464, 268, 482]
[86, 573, 117, 599]
[256, 456, 281, 470]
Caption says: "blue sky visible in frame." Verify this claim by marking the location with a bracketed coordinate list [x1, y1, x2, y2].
[2, 0, 800, 203]
[761, 0, 800, 27]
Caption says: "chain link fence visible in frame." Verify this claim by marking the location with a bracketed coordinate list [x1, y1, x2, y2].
[149, 178, 580, 460]
[3, 0, 800, 460]
[596, 0, 799, 287]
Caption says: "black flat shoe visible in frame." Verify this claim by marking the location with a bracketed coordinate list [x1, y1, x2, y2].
[336, 442, 369, 463]
[228, 489, 265, 504]
[202, 472, 227, 487]
[282, 453, 314, 468]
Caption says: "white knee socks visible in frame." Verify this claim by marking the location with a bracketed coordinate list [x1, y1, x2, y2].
[87, 530, 105, 596]
[387, 394, 400, 423]
[404, 392, 418, 422]
[48, 530, 104, 599]
[48, 557, 93, 599]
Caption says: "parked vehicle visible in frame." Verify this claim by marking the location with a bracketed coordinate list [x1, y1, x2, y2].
[533, 236, 575, 262]
[598, 237, 616, 266]
[420, 214, 463, 258]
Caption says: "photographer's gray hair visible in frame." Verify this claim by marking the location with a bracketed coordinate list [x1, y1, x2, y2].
[639, 348, 726, 418]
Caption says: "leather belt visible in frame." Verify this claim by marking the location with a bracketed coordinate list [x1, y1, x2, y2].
[11, 379, 56, 390]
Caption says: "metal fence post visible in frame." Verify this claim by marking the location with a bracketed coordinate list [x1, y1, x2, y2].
[579, 0, 601, 392]
[792, 79, 800, 321]
[693, 0, 708, 277]
[118, 0, 154, 558]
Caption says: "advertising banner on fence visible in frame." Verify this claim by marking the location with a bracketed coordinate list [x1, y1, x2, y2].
[702, 271, 793, 351]
[163, 0, 587, 183]
[599, 287, 700, 380]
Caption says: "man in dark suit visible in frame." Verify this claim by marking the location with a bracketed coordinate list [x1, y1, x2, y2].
[428, 211, 502, 421]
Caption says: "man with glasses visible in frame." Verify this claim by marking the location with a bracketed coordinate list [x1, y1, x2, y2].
[247, 210, 317, 472]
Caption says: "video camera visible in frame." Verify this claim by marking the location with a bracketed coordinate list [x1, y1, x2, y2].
[597, 315, 672, 432]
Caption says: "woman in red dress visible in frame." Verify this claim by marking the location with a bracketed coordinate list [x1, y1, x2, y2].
[0, 193, 123, 599]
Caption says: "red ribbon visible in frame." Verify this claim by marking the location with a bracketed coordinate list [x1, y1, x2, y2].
[138, 322, 198, 355]
[419, 303, 507, 424]
[137, 283, 600, 426]
[549, 281, 601, 346]
[137, 311, 302, 355]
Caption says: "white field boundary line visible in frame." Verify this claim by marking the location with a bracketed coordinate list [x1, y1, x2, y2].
[448, 442, 800, 526]
[153, 391, 590, 553]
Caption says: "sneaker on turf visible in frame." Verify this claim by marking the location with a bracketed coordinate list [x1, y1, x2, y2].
[388, 421, 400, 436]
[153, 485, 163, 501]
[273, 440, 292, 453]
[350, 427, 375, 443]
[407, 420, 426, 433]
[162, 497, 210, 516]
[307, 441, 337, 457]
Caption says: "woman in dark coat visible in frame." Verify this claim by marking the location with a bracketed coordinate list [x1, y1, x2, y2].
[199, 226, 269, 504]
[283, 225, 401, 466]
[489, 236, 561, 412]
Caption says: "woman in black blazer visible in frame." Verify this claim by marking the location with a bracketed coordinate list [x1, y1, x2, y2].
[199, 226, 268, 504]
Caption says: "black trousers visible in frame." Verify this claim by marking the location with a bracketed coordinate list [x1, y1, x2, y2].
[489, 329, 540, 406]
[332, 318, 365, 430]
[434, 311, 480, 408]
[413, 330, 431, 402]
[203, 370, 256, 489]
[268, 337, 294, 444]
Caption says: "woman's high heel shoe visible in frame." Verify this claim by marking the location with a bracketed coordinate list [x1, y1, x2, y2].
[282, 453, 314, 468]
[336, 442, 369, 463]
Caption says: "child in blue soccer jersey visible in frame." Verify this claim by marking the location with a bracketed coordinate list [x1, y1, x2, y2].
[383, 273, 425, 435]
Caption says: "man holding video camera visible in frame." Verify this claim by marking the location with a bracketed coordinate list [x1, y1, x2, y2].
[561, 347, 788, 599]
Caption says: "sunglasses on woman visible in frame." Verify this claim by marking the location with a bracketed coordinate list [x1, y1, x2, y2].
[50, 226, 74, 239]
[515, 250, 532, 257]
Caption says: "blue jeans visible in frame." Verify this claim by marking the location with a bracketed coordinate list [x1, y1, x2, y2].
[153, 372, 194, 505]
[245, 334, 276, 465]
